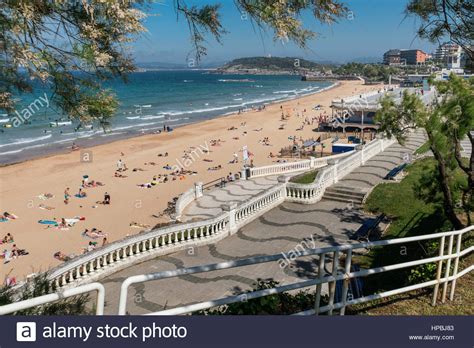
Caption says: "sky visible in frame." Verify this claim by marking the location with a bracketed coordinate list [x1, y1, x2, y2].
[133, 0, 439, 65]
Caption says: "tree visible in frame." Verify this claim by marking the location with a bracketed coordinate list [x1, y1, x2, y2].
[375, 74, 473, 228]
[1, 0, 348, 125]
[0, 273, 90, 315]
[405, 0, 473, 60]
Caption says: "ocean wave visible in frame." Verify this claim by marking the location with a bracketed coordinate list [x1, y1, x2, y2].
[111, 122, 157, 131]
[218, 79, 254, 83]
[140, 115, 165, 120]
[0, 134, 52, 148]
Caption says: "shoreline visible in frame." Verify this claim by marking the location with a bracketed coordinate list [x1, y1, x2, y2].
[0, 80, 383, 281]
[0, 81, 340, 167]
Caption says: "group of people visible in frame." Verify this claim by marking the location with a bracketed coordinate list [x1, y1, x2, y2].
[2, 243, 29, 264]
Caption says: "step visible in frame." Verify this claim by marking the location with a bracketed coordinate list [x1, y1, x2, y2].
[322, 195, 363, 206]
[323, 192, 364, 204]
[325, 187, 367, 198]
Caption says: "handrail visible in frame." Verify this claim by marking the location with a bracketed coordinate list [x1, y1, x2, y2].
[0, 282, 105, 315]
[118, 226, 473, 315]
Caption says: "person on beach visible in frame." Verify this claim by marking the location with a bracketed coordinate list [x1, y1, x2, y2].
[103, 192, 111, 204]
[102, 237, 108, 246]
[77, 188, 87, 198]
[1, 233, 14, 244]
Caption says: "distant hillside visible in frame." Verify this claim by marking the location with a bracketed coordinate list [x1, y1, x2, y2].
[216, 56, 324, 74]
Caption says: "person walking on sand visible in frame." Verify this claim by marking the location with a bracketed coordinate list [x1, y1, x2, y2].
[104, 192, 111, 205]
[116, 159, 123, 171]
[64, 187, 70, 204]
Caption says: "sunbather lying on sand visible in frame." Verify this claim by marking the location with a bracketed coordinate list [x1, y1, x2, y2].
[39, 203, 55, 210]
[1, 212, 18, 221]
[82, 228, 108, 239]
[84, 180, 105, 187]
[208, 165, 222, 171]
[54, 251, 74, 262]
[138, 183, 152, 188]
[114, 172, 127, 178]
[38, 193, 54, 200]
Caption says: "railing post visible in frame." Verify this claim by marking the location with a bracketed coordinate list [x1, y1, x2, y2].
[441, 234, 454, 303]
[194, 182, 203, 199]
[222, 202, 238, 234]
[339, 249, 352, 315]
[314, 252, 326, 316]
[328, 250, 339, 315]
[328, 159, 339, 183]
[449, 233, 463, 301]
[241, 167, 248, 180]
[432, 235, 446, 306]
[360, 147, 365, 165]
[310, 156, 316, 168]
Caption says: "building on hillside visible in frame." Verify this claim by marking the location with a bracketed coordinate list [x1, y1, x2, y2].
[434, 42, 463, 69]
[383, 49, 401, 65]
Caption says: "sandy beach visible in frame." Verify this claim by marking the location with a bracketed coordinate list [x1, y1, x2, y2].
[0, 80, 383, 281]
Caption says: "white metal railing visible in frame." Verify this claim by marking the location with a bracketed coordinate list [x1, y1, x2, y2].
[20, 138, 392, 290]
[0, 282, 105, 315]
[117, 226, 473, 316]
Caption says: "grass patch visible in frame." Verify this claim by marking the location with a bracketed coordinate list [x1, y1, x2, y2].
[289, 170, 318, 184]
[353, 158, 456, 294]
[414, 141, 430, 155]
[348, 256, 474, 315]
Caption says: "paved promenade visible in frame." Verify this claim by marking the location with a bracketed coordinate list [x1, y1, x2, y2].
[182, 174, 288, 221]
[101, 132, 426, 314]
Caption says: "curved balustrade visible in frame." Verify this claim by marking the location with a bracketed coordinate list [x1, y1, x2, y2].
[234, 184, 286, 227]
[249, 151, 353, 178]
[286, 138, 395, 204]
[175, 187, 197, 219]
[47, 213, 229, 288]
[249, 159, 311, 178]
[43, 138, 395, 289]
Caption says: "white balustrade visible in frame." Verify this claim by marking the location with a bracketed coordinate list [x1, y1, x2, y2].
[40, 138, 395, 289]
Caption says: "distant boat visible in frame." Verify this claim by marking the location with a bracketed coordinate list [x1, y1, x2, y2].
[0, 118, 10, 123]
[50, 121, 72, 127]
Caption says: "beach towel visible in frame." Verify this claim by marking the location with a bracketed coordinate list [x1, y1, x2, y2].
[75, 194, 87, 198]
[0, 218, 7, 222]
[39, 204, 55, 210]
[38, 220, 58, 225]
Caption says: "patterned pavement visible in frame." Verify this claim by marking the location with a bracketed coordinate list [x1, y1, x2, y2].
[101, 132, 426, 314]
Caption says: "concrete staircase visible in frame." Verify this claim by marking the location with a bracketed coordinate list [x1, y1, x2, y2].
[322, 185, 368, 207]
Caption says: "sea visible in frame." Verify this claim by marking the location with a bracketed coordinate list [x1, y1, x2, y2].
[0, 70, 334, 164]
